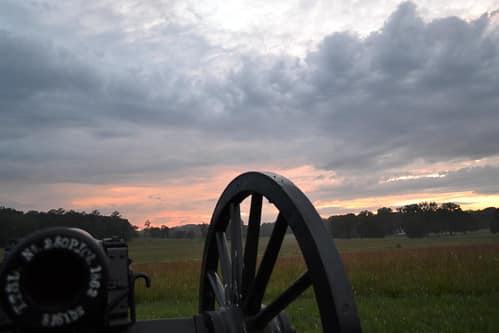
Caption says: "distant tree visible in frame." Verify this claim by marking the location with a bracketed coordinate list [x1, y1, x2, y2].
[332, 213, 357, 238]
[186, 230, 195, 239]
[147, 227, 164, 238]
[474, 207, 498, 230]
[438, 202, 462, 235]
[441, 202, 460, 211]
[173, 230, 186, 239]
[398, 204, 428, 238]
[66, 210, 80, 216]
[0, 206, 137, 246]
[490, 209, 499, 234]
[377, 207, 397, 235]
[356, 210, 385, 238]
[356, 211, 372, 237]
[111, 211, 122, 218]
[199, 223, 209, 239]
[48, 208, 66, 215]
[160, 225, 170, 238]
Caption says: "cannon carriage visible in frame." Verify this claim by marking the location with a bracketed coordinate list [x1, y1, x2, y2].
[0, 172, 361, 332]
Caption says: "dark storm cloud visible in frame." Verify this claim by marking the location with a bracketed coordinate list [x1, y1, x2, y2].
[0, 31, 97, 100]
[1, 0, 499, 200]
[301, 2, 499, 173]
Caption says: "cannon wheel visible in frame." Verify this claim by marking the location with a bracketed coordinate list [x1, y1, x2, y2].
[198, 172, 361, 332]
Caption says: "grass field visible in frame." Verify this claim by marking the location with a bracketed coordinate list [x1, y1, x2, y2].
[128, 230, 499, 332]
[1, 231, 498, 331]
[127, 229, 499, 264]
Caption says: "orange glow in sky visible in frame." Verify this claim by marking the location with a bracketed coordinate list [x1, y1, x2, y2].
[43, 164, 498, 228]
[1, 1, 499, 232]
[314, 192, 499, 213]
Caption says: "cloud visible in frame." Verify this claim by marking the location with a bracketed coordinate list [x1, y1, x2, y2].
[1, 1, 499, 223]
[313, 164, 499, 203]
[298, 2, 499, 173]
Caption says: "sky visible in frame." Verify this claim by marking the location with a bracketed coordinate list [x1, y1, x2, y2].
[1, 0, 499, 227]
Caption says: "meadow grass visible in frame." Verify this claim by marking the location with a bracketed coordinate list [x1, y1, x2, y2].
[131, 232, 499, 332]
[127, 229, 499, 263]
[1, 231, 498, 331]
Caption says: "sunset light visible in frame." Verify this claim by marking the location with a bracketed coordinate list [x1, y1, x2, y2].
[1, 2, 499, 333]
[1, 1, 498, 228]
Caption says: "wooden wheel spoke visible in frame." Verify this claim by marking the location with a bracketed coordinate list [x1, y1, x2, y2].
[207, 271, 226, 306]
[246, 272, 312, 329]
[244, 213, 287, 313]
[242, 194, 263, 298]
[230, 203, 243, 304]
[216, 232, 231, 288]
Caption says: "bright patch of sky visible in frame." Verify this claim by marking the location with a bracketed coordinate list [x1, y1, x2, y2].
[1, 0, 499, 226]
[109, 0, 499, 56]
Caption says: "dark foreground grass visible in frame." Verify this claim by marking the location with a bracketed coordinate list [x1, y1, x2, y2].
[133, 243, 499, 332]
[2, 232, 497, 331]
[135, 294, 499, 333]
[358, 294, 499, 333]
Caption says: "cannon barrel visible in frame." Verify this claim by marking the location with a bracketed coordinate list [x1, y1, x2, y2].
[0, 228, 109, 330]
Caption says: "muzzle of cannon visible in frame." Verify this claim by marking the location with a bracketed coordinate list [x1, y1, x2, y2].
[0, 171, 362, 332]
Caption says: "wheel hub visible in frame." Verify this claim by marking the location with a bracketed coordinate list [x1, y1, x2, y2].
[204, 307, 242, 333]
[204, 306, 293, 333]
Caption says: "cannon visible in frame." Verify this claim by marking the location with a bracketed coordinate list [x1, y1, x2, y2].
[0, 172, 362, 332]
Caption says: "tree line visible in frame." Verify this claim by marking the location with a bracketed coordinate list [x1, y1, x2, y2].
[2, 202, 498, 246]
[0, 207, 137, 247]
[145, 202, 499, 240]
[141, 223, 205, 239]
[141, 221, 292, 239]
[328, 202, 499, 238]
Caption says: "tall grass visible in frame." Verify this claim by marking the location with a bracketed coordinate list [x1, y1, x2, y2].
[345, 244, 499, 296]
[1, 231, 497, 331]
[133, 243, 499, 332]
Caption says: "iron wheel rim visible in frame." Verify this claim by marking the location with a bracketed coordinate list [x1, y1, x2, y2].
[199, 172, 361, 332]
